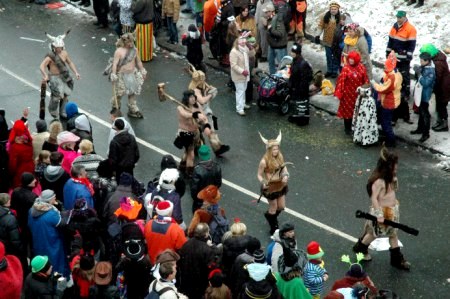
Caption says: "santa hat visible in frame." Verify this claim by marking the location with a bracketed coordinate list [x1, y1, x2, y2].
[307, 241, 324, 260]
[155, 200, 174, 217]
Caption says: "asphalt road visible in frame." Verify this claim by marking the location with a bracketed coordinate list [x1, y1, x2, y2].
[1, 1, 449, 297]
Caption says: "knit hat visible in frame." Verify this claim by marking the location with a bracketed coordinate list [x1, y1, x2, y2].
[156, 249, 180, 264]
[279, 222, 295, 236]
[38, 189, 56, 203]
[159, 168, 179, 185]
[420, 43, 439, 58]
[57, 131, 80, 145]
[119, 172, 133, 186]
[307, 241, 324, 259]
[114, 197, 142, 220]
[65, 102, 78, 119]
[419, 52, 432, 61]
[80, 253, 95, 271]
[396, 10, 406, 18]
[8, 120, 32, 144]
[253, 249, 266, 264]
[31, 255, 50, 273]
[246, 237, 262, 255]
[21, 172, 36, 187]
[160, 155, 178, 170]
[198, 145, 211, 161]
[329, 1, 340, 9]
[36, 120, 48, 133]
[197, 185, 221, 204]
[385, 50, 397, 72]
[113, 118, 125, 131]
[155, 200, 174, 216]
[94, 261, 113, 285]
[0, 193, 9, 206]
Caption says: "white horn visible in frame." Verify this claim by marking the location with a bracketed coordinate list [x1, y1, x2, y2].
[62, 28, 71, 39]
[258, 131, 269, 145]
[275, 130, 282, 144]
[45, 32, 56, 42]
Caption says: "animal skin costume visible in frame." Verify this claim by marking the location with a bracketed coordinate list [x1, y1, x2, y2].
[45, 31, 74, 118]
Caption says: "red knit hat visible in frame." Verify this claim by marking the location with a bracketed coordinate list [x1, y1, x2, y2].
[307, 241, 324, 259]
[155, 200, 174, 216]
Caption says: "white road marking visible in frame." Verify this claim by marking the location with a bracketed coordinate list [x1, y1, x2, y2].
[0, 64, 358, 243]
[19, 37, 46, 43]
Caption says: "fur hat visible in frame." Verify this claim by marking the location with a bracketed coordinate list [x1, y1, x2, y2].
[46, 29, 70, 50]
[21, 172, 36, 187]
[38, 189, 56, 203]
[259, 130, 282, 149]
[155, 200, 174, 216]
[57, 131, 80, 145]
[8, 120, 32, 144]
[35, 120, 48, 133]
[307, 241, 324, 259]
[198, 145, 211, 161]
[65, 102, 78, 119]
[329, 1, 340, 9]
[94, 262, 113, 285]
[197, 185, 221, 204]
[159, 168, 179, 185]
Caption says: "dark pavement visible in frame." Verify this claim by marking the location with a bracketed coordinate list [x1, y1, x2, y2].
[1, 1, 449, 297]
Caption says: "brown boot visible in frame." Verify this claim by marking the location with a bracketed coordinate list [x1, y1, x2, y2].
[389, 247, 411, 271]
[352, 238, 372, 261]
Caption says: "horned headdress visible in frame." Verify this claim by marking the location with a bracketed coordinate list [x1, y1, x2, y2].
[259, 130, 282, 149]
[46, 29, 71, 51]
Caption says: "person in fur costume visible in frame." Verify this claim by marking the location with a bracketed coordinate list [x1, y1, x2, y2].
[0, 241, 23, 299]
[335, 51, 369, 135]
[188, 184, 226, 237]
[188, 64, 230, 157]
[352, 85, 379, 146]
[40, 30, 80, 119]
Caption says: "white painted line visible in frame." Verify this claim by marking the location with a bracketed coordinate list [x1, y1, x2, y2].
[20, 37, 46, 43]
[0, 64, 358, 243]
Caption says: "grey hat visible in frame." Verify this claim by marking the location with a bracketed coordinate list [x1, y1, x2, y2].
[39, 190, 56, 203]
[36, 120, 48, 133]
[263, 3, 275, 12]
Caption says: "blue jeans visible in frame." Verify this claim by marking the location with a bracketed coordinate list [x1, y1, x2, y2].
[268, 47, 288, 74]
[325, 46, 339, 75]
[381, 107, 395, 146]
[166, 17, 178, 43]
[186, 0, 193, 10]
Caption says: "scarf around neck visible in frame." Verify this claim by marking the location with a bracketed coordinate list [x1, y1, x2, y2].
[344, 35, 358, 47]
[72, 177, 95, 196]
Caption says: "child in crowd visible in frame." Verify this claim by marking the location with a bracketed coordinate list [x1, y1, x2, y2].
[304, 241, 328, 299]
[35, 150, 51, 182]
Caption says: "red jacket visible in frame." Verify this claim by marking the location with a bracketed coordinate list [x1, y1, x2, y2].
[8, 142, 35, 189]
[331, 275, 377, 295]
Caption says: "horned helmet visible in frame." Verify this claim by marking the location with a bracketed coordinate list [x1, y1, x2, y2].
[259, 130, 282, 149]
[46, 29, 71, 52]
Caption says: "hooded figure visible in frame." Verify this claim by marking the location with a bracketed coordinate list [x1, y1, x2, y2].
[0, 241, 23, 299]
[8, 120, 35, 189]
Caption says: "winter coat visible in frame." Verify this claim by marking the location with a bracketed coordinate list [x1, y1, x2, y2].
[107, 118, 135, 154]
[190, 160, 222, 200]
[303, 261, 326, 296]
[162, 0, 180, 22]
[42, 140, 59, 153]
[270, 230, 298, 274]
[289, 55, 313, 100]
[230, 251, 254, 295]
[63, 179, 94, 210]
[318, 12, 338, 47]
[230, 47, 250, 83]
[331, 275, 377, 295]
[222, 235, 253, 277]
[178, 237, 222, 299]
[182, 35, 204, 67]
[342, 28, 372, 79]
[116, 256, 153, 299]
[373, 71, 402, 110]
[70, 255, 95, 298]
[432, 51, 450, 103]
[62, 209, 103, 252]
[89, 284, 120, 299]
[103, 184, 134, 224]
[203, 0, 219, 33]
[10, 186, 38, 235]
[58, 146, 81, 174]
[41, 165, 71, 204]
[8, 142, 35, 189]
[331, 24, 345, 60]
[334, 52, 369, 119]
[108, 130, 140, 174]
[144, 218, 187, 264]
[274, 272, 312, 299]
[267, 14, 288, 49]
[23, 272, 62, 299]
[32, 131, 50, 159]
[419, 62, 436, 103]
[0, 205, 23, 257]
[28, 202, 68, 277]
[131, 0, 154, 24]
[72, 153, 105, 181]
[386, 19, 417, 62]
[239, 278, 281, 299]
[0, 253, 23, 299]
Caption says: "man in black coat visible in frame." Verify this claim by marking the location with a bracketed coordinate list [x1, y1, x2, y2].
[0, 194, 24, 261]
[190, 145, 222, 213]
[41, 152, 71, 205]
[178, 222, 222, 299]
[287, 43, 313, 126]
[108, 119, 140, 179]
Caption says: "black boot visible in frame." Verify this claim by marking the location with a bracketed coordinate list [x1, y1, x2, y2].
[432, 119, 443, 130]
[407, 0, 416, 5]
[414, 0, 424, 7]
[433, 119, 449, 132]
[389, 247, 411, 270]
[344, 119, 352, 135]
[264, 211, 279, 235]
[352, 238, 372, 261]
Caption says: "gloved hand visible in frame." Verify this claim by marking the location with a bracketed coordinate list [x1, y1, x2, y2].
[110, 73, 118, 82]
[242, 70, 249, 76]
[314, 35, 321, 44]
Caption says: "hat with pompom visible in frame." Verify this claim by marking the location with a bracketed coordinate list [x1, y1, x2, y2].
[307, 241, 324, 259]
[155, 200, 174, 217]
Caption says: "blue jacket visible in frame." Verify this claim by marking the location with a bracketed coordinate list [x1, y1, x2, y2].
[419, 62, 436, 103]
[63, 179, 94, 210]
[303, 262, 326, 296]
[28, 203, 69, 277]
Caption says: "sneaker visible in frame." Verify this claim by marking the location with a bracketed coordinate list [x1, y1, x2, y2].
[237, 111, 246, 116]
[244, 104, 251, 110]
[128, 111, 144, 118]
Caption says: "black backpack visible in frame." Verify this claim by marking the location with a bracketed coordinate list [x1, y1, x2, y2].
[145, 280, 178, 299]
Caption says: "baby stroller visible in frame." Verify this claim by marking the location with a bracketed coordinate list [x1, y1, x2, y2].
[255, 56, 292, 115]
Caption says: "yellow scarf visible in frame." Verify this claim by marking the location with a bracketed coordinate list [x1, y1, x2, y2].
[344, 35, 358, 47]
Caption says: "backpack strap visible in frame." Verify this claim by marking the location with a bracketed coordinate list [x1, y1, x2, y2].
[152, 280, 179, 298]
